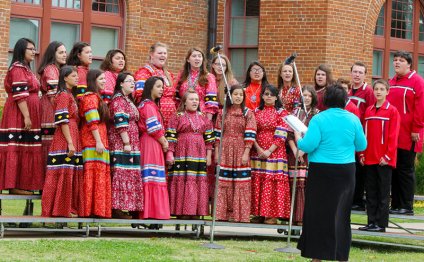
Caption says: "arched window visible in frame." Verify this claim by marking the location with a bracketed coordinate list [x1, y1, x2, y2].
[225, 0, 260, 81]
[9, 0, 125, 69]
[373, 0, 424, 80]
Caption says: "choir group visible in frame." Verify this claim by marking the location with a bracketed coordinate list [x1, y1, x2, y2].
[0, 38, 422, 233]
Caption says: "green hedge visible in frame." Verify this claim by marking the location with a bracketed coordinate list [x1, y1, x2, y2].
[416, 153, 424, 195]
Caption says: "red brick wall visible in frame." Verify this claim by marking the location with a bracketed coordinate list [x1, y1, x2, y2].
[0, 0, 11, 105]
[216, 0, 384, 86]
[125, 0, 209, 76]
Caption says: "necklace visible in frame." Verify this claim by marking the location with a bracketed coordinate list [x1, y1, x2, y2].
[185, 111, 200, 133]
[187, 71, 199, 90]
[249, 83, 261, 103]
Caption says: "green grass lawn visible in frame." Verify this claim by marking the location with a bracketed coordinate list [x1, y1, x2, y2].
[1, 200, 424, 261]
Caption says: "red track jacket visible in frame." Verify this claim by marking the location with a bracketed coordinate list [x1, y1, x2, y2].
[348, 82, 376, 119]
[388, 70, 424, 153]
[361, 101, 400, 168]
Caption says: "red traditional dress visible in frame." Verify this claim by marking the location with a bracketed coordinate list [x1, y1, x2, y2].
[166, 111, 215, 216]
[214, 106, 257, 222]
[42, 90, 83, 217]
[245, 82, 262, 110]
[40, 64, 60, 175]
[138, 99, 170, 219]
[0, 62, 43, 191]
[175, 70, 218, 115]
[286, 107, 319, 223]
[315, 86, 327, 111]
[109, 93, 143, 211]
[80, 92, 111, 218]
[279, 85, 301, 113]
[251, 106, 291, 219]
[101, 70, 118, 104]
[75, 65, 88, 99]
[135, 64, 176, 128]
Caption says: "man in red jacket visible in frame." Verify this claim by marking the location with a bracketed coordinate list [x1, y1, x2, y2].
[359, 79, 400, 232]
[348, 63, 376, 211]
[387, 51, 424, 215]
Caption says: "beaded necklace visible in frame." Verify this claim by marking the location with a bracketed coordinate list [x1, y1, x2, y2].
[185, 111, 200, 133]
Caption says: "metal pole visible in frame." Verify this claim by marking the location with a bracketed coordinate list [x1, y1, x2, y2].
[203, 52, 230, 249]
[292, 61, 308, 118]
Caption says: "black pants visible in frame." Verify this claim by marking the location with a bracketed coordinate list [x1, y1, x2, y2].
[365, 165, 392, 227]
[352, 156, 366, 207]
[391, 148, 416, 210]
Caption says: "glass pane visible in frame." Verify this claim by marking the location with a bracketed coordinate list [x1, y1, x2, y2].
[245, 49, 258, 69]
[92, 0, 119, 13]
[230, 49, 244, 81]
[91, 27, 118, 57]
[91, 59, 102, 70]
[9, 18, 39, 49]
[246, 0, 260, 16]
[52, 0, 58, 6]
[51, 22, 80, 51]
[372, 50, 383, 76]
[420, 11, 424, 41]
[375, 5, 385, 36]
[230, 18, 244, 45]
[391, 0, 413, 40]
[13, 0, 41, 3]
[389, 52, 396, 78]
[418, 56, 424, 76]
[52, 0, 80, 9]
[245, 17, 259, 45]
[231, 0, 244, 16]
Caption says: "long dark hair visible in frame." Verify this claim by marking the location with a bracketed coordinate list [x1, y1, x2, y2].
[10, 38, 35, 69]
[314, 64, 334, 89]
[86, 69, 110, 122]
[114, 72, 134, 102]
[37, 41, 65, 75]
[258, 84, 282, 110]
[57, 65, 78, 95]
[226, 84, 246, 111]
[100, 49, 127, 72]
[175, 47, 209, 91]
[300, 85, 318, 110]
[141, 76, 164, 106]
[67, 42, 90, 66]
[243, 61, 269, 89]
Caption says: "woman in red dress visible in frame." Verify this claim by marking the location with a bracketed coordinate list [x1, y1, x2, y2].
[109, 72, 143, 219]
[210, 54, 239, 107]
[135, 43, 175, 128]
[251, 84, 291, 224]
[243, 61, 270, 110]
[314, 64, 334, 111]
[80, 69, 111, 218]
[166, 90, 214, 218]
[67, 42, 92, 99]
[37, 41, 67, 175]
[100, 49, 127, 104]
[174, 47, 218, 121]
[42, 65, 83, 217]
[286, 85, 320, 224]
[214, 85, 257, 222]
[277, 63, 300, 113]
[138, 76, 170, 219]
[0, 38, 43, 194]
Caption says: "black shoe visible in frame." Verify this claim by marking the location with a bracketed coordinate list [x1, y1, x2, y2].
[351, 205, 366, 211]
[358, 223, 374, 231]
[389, 208, 399, 214]
[395, 209, 414, 216]
[366, 225, 386, 232]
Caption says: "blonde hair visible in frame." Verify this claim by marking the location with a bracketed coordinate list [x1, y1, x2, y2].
[176, 89, 200, 113]
[211, 54, 236, 105]
[149, 42, 173, 87]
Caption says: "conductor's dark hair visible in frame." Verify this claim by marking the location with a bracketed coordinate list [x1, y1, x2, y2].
[10, 38, 36, 69]
[393, 50, 413, 65]
[324, 84, 347, 109]
[258, 84, 282, 110]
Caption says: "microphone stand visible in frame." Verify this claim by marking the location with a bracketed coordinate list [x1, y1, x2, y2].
[202, 51, 230, 249]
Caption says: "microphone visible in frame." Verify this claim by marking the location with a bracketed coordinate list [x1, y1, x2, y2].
[284, 52, 298, 65]
[210, 45, 223, 54]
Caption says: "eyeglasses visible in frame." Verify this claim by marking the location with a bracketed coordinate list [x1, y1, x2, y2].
[124, 80, 135, 84]
[263, 92, 275, 97]
[26, 48, 37, 52]
[250, 68, 263, 73]
[213, 63, 227, 67]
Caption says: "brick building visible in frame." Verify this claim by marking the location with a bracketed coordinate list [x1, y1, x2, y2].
[1, 0, 423, 105]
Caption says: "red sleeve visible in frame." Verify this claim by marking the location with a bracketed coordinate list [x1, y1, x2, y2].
[7, 66, 30, 103]
[174, 71, 183, 105]
[54, 92, 70, 126]
[214, 109, 223, 147]
[141, 103, 165, 140]
[244, 109, 257, 148]
[134, 67, 152, 104]
[203, 73, 218, 115]
[41, 65, 59, 97]
[81, 94, 100, 131]
[110, 96, 129, 133]
[384, 107, 401, 166]
[165, 114, 178, 152]
[202, 115, 215, 150]
[412, 77, 424, 133]
[272, 110, 289, 148]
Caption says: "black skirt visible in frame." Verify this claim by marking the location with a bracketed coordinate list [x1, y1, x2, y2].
[297, 162, 355, 261]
